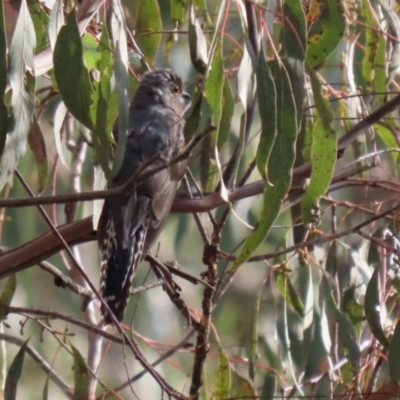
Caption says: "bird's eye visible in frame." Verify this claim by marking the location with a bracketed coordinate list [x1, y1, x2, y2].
[172, 85, 180, 95]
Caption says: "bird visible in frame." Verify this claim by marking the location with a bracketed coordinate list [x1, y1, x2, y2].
[97, 69, 189, 325]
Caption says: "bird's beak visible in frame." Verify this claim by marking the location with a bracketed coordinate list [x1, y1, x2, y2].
[182, 92, 191, 101]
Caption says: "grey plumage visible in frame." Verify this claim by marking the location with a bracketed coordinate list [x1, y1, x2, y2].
[98, 69, 188, 325]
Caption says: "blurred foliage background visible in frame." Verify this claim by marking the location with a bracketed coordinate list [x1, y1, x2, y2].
[1, 0, 400, 399]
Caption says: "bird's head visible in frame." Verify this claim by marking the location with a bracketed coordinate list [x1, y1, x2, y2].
[135, 69, 190, 113]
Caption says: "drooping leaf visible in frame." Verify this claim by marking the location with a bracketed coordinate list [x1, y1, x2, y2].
[27, 119, 48, 194]
[249, 290, 261, 381]
[275, 268, 305, 318]
[189, 4, 208, 73]
[109, 1, 129, 180]
[171, 0, 187, 26]
[324, 272, 361, 370]
[28, 2, 49, 54]
[82, 33, 101, 71]
[199, 39, 224, 191]
[0, 0, 7, 156]
[217, 79, 234, 149]
[53, 9, 94, 130]
[301, 68, 337, 226]
[229, 60, 297, 271]
[306, 0, 345, 67]
[231, 370, 257, 398]
[378, 0, 400, 84]
[71, 345, 90, 400]
[0, 275, 16, 322]
[361, 0, 380, 92]
[4, 339, 29, 400]
[48, 0, 64, 50]
[135, 0, 162, 62]
[365, 265, 389, 348]
[389, 319, 400, 383]
[256, 49, 277, 182]
[92, 28, 117, 179]
[0, 0, 36, 190]
[214, 346, 231, 400]
[237, 43, 254, 109]
[283, 0, 307, 125]
[53, 100, 69, 170]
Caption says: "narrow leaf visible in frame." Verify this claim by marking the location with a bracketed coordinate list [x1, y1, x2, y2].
[199, 39, 224, 191]
[27, 119, 48, 194]
[0, 0, 7, 155]
[28, 2, 49, 54]
[256, 50, 277, 182]
[217, 79, 234, 149]
[215, 346, 231, 400]
[48, 0, 64, 50]
[306, 0, 345, 67]
[135, 0, 162, 62]
[0, 275, 16, 322]
[189, 5, 208, 74]
[301, 68, 337, 226]
[0, 0, 36, 190]
[389, 320, 400, 383]
[4, 339, 29, 400]
[283, 0, 306, 125]
[53, 101, 69, 170]
[249, 290, 261, 381]
[365, 266, 389, 348]
[231, 370, 257, 398]
[53, 9, 94, 129]
[109, 0, 129, 179]
[71, 345, 90, 400]
[229, 61, 297, 271]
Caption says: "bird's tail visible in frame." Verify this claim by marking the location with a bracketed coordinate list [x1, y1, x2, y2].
[99, 216, 147, 325]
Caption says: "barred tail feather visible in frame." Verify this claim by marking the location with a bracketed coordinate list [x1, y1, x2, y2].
[99, 218, 147, 324]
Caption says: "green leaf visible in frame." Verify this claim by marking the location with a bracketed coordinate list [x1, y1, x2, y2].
[71, 345, 90, 400]
[199, 39, 224, 191]
[217, 79, 234, 149]
[109, 2, 130, 180]
[229, 61, 297, 272]
[92, 28, 117, 179]
[53, 9, 94, 130]
[301, 68, 337, 226]
[189, 4, 208, 73]
[27, 119, 48, 194]
[42, 376, 49, 400]
[306, 0, 345, 67]
[4, 339, 29, 400]
[256, 50, 277, 182]
[282, 0, 306, 126]
[365, 265, 389, 348]
[0, 0, 7, 156]
[275, 269, 305, 318]
[171, 0, 187, 26]
[28, 2, 49, 54]
[377, 0, 400, 84]
[135, 0, 162, 62]
[361, 0, 380, 92]
[374, 122, 400, 168]
[231, 370, 257, 398]
[0, 0, 36, 190]
[336, 312, 360, 370]
[82, 34, 101, 71]
[0, 275, 16, 322]
[48, 0, 64, 50]
[214, 346, 231, 400]
[237, 43, 254, 109]
[389, 319, 400, 383]
[249, 290, 261, 381]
